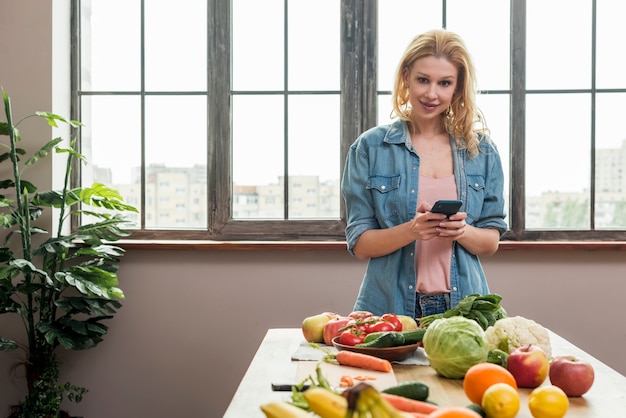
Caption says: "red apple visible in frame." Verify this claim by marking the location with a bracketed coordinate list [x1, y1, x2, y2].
[348, 310, 374, 320]
[506, 344, 549, 388]
[323, 316, 351, 346]
[549, 355, 595, 397]
[301, 312, 338, 343]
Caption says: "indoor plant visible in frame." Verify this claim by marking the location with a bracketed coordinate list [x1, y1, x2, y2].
[0, 89, 137, 417]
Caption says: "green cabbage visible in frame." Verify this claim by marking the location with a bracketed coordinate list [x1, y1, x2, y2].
[423, 316, 490, 379]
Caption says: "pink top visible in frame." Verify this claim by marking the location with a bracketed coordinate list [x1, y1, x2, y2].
[415, 175, 457, 294]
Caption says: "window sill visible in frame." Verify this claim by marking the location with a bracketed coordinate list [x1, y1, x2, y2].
[117, 240, 626, 252]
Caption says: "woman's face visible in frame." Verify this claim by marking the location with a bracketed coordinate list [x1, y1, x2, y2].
[403, 56, 458, 123]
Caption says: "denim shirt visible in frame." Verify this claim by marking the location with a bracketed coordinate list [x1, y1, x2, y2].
[341, 119, 508, 317]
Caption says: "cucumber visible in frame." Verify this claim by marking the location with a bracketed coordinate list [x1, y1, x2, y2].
[356, 332, 404, 348]
[362, 331, 387, 344]
[401, 328, 427, 344]
[466, 403, 487, 417]
[381, 381, 429, 401]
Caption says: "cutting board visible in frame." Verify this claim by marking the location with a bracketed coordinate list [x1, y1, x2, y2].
[295, 361, 398, 391]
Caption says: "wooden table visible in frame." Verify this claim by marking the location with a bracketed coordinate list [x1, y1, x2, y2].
[224, 328, 626, 417]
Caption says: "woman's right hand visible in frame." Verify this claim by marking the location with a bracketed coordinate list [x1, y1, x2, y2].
[410, 201, 448, 241]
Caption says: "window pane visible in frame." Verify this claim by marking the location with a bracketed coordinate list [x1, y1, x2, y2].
[596, 0, 626, 89]
[144, 96, 207, 229]
[144, 0, 207, 91]
[81, 0, 141, 91]
[527, 0, 592, 90]
[447, 0, 510, 91]
[288, 1, 340, 90]
[288, 95, 341, 219]
[232, 95, 284, 219]
[525, 94, 591, 229]
[232, 0, 284, 91]
[378, 93, 394, 125]
[477, 94, 510, 223]
[595, 93, 626, 229]
[81, 95, 142, 228]
[378, 0, 442, 92]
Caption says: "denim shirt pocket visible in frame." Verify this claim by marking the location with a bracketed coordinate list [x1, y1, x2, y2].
[466, 175, 485, 222]
[366, 175, 401, 221]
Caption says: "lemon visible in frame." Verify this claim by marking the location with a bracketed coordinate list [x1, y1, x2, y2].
[481, 382, 520, 418]
[528, 385, 569, 418]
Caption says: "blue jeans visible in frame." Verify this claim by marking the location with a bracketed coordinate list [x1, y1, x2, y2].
[415, 293, 450, 320]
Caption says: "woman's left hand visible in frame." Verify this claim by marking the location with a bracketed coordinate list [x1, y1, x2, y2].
[435, 212, 468, 240]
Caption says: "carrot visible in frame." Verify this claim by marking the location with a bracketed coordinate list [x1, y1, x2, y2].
[339, 375, 354, 387]
[379, 392, 439, 414]
[334, 350, 393, 373]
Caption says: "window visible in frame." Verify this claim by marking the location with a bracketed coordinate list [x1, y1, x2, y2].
[73, 0, 626, 242]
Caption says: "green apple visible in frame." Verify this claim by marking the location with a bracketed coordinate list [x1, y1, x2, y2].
[397, 315, 419, 331]
[301, 312, 338, 343]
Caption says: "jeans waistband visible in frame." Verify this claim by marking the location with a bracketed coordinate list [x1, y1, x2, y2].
[415, 292, 450, 319]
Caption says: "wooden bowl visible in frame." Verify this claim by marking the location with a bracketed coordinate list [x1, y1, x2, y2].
[332, 336, 420, 362]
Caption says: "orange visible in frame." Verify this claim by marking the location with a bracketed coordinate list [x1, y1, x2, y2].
[481, 382, 520, 418]
[463, 362, 518, 405]
[428, 406, 483, 417]
[528, 385, 569, 418]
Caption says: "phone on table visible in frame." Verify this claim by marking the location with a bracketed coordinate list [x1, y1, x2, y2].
[430, 199, 463, 217]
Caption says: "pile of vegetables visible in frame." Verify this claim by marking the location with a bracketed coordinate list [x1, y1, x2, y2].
[336, 313, 405, 346]
[419, 294, 552, 378]
[418, 293, 508, 330]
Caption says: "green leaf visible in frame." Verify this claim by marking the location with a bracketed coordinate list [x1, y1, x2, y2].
[31, 188, 81, 208]
[75, 244, 125, 258]
[79, 183, 138, 213]
[39, 316, 111, 350]
[24, 137, 63, 166]
[77, 215, 134, 242]
[10, 258, 51, 281]
[0, 213, 13, 228]
[55, 266, 124, 300]
[19, 179, 38, 194]
[55, 296, 122, 316]
[35, 111, 83, 129]
[0, 179, 14, 189]
[0, 121, 9, 136]
[0, 336, 19, 351]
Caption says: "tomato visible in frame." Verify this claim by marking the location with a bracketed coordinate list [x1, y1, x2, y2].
[366, 320, 395, 333]
[381, 313, 403, 331]
[346, 318, 369, 333]
[339, 329, 365, 346]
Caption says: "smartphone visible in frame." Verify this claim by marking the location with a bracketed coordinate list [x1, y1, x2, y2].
[431, 199, 463, 217]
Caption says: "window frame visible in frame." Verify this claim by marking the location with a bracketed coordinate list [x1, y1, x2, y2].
[70, 0, 626, 244]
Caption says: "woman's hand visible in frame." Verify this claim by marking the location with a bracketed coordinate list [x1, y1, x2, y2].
[412, 202, 457, 241]
[419, 201, 499, 255]
[434, 212, 468, 240]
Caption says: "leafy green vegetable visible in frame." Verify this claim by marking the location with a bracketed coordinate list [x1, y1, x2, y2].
[419, 293, 508, 330]
[422, 317, 490, 379]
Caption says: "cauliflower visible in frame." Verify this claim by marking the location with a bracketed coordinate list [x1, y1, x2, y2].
[484, 315, 552, 358]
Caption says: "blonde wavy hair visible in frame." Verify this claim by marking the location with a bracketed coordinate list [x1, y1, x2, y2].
[391, 29, 489, 157]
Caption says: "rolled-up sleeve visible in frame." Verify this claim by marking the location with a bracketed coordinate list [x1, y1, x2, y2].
[473, 142, 508, 236]
[341, 140, 380, 256]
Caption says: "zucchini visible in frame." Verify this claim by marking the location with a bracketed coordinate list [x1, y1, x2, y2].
[381, 381, 429, 401]
[356, 332, 404, 348]
[401, 328, 427, 344]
